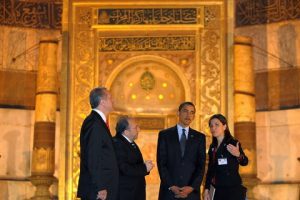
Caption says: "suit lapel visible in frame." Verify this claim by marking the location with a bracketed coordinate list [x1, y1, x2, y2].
[184, 129, 196, 157]
[184, 127, 198, 158]
[118, 134, 143, 161]
[131, 141, 143, 160]
[118, 134, 135, 149]
[170, 126, 182, 158]
[91, 110, 112, 137]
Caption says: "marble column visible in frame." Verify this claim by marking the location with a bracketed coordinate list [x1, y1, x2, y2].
[234, 36, 258, 199]
[30, 38, 58, 200]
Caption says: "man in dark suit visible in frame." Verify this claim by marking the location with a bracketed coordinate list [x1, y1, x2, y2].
[113, 116, 154, 200]
[157, 102, 206, 200]
[77, 87, 119, 200]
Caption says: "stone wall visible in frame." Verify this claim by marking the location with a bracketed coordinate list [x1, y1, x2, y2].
[235, 11, 300, 200]
[254, 109, 300, 200]
[0, 108, 60, 199]
[0, 25, 61, 109]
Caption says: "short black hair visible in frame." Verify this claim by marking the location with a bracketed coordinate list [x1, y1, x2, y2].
[115, 115, 130, 135]
[89, 87, 107, 109]
[178, 102, 195, 112]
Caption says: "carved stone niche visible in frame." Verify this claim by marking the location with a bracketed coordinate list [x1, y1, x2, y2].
[109, 57, 185, 113]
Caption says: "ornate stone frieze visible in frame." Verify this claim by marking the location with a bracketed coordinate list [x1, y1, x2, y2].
[78, 7, 93, 26]
[204, 5, 220, 28]
[0, 0, 62, 29]
[71, 4, 224, 199]
[236, 0, 300, 26]
[201, 6, 222, 126]
[32, 147, 55, 175]
[98, 36, 196, 52]
[200, 29, 221, 135]
[98, 8, 198, 25]
[73, 7, 95, 197]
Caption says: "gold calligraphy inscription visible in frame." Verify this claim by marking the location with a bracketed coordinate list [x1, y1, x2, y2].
[236, 0, 300, 26]
[98, 36, 195, 52]
[98, 8, 198, 25]
[135, 117, 165, 130]
[0, 0, 62, 29]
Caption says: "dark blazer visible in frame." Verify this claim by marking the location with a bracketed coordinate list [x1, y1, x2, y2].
[113, 134, 149, 200]
[157, 126, 206, 200]
[77, 110, 119, 200]
[204, 136, 248, 189]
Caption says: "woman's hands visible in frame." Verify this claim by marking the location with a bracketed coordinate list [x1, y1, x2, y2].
[204, 189, 210, 200]
[226, 142, 240, 157]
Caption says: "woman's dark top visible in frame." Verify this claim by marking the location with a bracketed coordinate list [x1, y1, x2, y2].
[205, 135, 248, 189]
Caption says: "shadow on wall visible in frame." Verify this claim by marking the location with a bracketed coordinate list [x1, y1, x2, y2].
[3, 130, 20, 176]
[278, 24, 299, 108]
[269, 112, 290, 182]
[278, 24, 296, 69]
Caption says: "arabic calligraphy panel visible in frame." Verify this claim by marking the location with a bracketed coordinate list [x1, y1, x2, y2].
[98, 8, 198, 25]
[0, 0, 62, 29]
[236, 0, 300, 26]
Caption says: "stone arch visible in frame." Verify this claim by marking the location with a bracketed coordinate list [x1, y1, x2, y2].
[105, 55, 191, 113]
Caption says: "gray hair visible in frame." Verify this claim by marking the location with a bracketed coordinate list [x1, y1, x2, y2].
[115, 115, 130, 135]
[89, 87, 108, 109]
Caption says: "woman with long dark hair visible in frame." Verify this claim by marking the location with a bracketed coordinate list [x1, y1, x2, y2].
[203, 114, 248, 200]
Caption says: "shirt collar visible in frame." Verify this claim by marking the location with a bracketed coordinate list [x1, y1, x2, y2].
[92, 109, 106, 123]
[177, 124, 189, 135]
[122, 134, 133, 143]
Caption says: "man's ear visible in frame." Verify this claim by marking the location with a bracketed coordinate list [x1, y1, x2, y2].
[123, 129, 128, 136]
[99, 99, 103, 106]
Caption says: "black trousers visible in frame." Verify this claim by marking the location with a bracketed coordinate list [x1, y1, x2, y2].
[214, 185, 246, 200]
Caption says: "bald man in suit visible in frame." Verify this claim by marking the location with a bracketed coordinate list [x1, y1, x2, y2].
[113, 116, 154, 200]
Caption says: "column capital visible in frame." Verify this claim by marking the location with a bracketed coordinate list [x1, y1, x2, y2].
[39, 37, 59, 44]
[234, 35, 252, 46]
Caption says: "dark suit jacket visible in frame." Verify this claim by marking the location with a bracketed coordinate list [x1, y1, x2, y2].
[113, 134, 149, 200]
[205, 136, 248, 189]
[157, 126, 206, 200]
[77, 110, 119, 200]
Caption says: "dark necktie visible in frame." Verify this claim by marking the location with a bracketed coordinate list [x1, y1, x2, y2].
[180, 129, 187, 157]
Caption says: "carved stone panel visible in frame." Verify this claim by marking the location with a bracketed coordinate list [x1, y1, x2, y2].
[0, 0, 62, 29]
[236, 0, 300, 26]
[98, 8, 199, 25]
[67, 2, 225, 199]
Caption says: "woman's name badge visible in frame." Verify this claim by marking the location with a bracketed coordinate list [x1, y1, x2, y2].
[218, 158, 228, 165]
